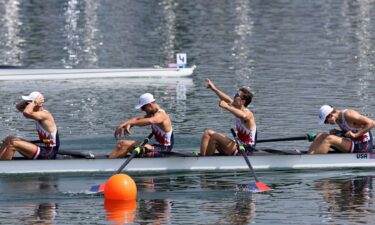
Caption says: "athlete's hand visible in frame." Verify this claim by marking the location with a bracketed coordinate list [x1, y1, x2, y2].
[206, 78, 216, 90]
[34, 95, 44, 107]
[329, 129, 339, 135]
[123, 124, 133, 136]
[344, 131, 356, 138]
[114, 126, 123, 139]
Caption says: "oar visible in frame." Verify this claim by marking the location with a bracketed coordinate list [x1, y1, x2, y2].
[90, 133, 153, 193]
[58, 150, 95, 159]
[230, 128, 272, 192]
[158, 151, 196, 157]
[257, 132, 316, 143]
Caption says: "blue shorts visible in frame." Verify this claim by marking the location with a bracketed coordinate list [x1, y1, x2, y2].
[351, 132, 373, 153]
[32, 131, 60, 160]
[33, 145, 59, 159]
[351, 140, 373, 153]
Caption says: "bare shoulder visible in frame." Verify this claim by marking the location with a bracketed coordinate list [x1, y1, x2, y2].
[156, 109, 168, 115]
[243, 108, 254, 121]
[39, 109, 54, 118]
[344, 109, 362, 118]
[152, 109, 169, 120]
[245, 108, 254, 116]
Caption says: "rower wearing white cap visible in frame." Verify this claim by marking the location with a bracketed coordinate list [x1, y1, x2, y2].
[109, 93, 174, 158]
[308, 105, 375, 154]
[0, 91, 59, 160]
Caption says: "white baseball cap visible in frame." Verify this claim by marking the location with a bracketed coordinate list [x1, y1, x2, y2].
[319, 105, 334, 125]
[135, 93, 155, 109]
[22, 91, 42, 101]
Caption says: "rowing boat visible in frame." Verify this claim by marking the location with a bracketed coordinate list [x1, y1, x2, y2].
[1, 151, 374, 174]
[0, 65, 196, 80]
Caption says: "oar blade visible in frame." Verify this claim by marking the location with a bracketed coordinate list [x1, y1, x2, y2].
[90, 183, 105, 193]
[247, 182, 272, 192]
[255, 182, 272, 191]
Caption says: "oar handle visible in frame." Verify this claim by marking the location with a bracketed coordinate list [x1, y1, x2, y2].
[141, 133, 154, 147]
[116, 132, 153, 174]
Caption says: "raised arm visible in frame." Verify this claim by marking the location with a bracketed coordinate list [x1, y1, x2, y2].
[219, 100, 250, 121]
[206, 78, 232, 103]
[22, 95, 49, 121]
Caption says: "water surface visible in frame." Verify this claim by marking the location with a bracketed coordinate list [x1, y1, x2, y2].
[1, 0, 375, 224]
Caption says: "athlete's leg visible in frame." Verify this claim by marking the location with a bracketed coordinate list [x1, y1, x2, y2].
[109, 140, 138, 158]
[200, 130, 236, 156]
[211, 132, 236, 155]
[200, 129, 215, 156]
[308, 132, 351, 154]
[0, 137, 39, 160]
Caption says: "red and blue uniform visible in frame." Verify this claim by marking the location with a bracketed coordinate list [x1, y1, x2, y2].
[32, 120, 59, 159]
[145, 109, 174, 157]
[232, 118, 256, 155]
[337, 110, 373, 153]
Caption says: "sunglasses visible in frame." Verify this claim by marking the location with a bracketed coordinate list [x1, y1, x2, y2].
[234, 92, 243, 99]
[324, 114, 333, 124]
[141, 103, 151, 111]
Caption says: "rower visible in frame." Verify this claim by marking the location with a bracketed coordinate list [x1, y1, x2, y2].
[200, 78, 256, 156]
[308, 105, 375, 154]
[109, 93, 174, 158]
[0, 91, 60, 160]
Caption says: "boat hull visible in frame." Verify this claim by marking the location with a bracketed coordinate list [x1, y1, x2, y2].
[0, 152, 374, 174]
[0, 66, 196, 80]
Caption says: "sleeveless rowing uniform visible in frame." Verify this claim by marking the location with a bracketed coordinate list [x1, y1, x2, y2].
[145, 109, 174, 157]
[232, 117, 257, 155]
[32, 120, 60, 160]
[337, 110, 373, 153]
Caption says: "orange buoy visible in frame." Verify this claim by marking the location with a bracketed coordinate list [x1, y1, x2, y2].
[104, 174, 137, 201]
[104, 199, 136, 224]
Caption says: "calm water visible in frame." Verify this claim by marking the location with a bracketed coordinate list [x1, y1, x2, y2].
[1, 0, 375, 224]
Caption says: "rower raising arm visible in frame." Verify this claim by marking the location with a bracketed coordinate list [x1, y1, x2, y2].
[200, 79, 256, 156]
[206, 78, 232, 103]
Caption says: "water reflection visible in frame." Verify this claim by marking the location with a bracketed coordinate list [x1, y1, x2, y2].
[138, 178, 172, 224]
[135, 172, 256, 224]
[104, 199, 136, 225]
[28, 202, 58, 225]
[356, 0, 374, 112]
[63, 0, 80, 68]
[199, 173, 256, 225]
[159, 0, 177, 64]
[231, 0, 254, 84]
[0, 176, 58, 224]
[316, 176, 374, 224]
[81, 0, 100, 67]
[0, 0, 23, 65]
